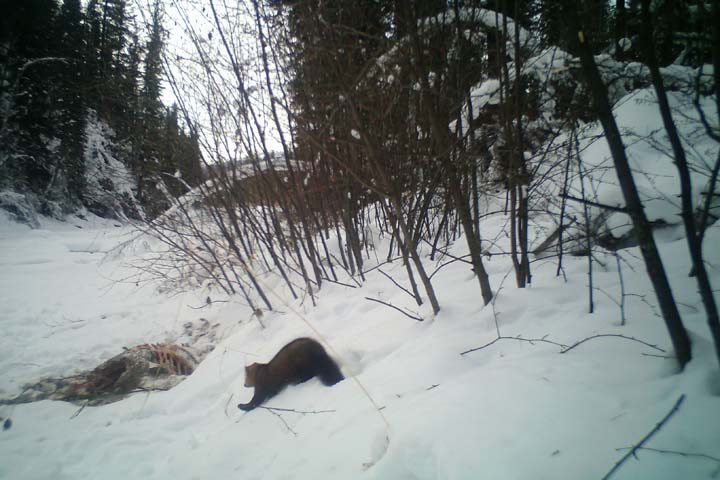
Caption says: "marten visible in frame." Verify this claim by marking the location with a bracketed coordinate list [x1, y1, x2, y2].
[238, 337, 344, 411]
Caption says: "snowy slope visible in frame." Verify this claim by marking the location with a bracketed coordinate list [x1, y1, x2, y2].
[573, 88, 718, 226]
[1, 92, 720, 479]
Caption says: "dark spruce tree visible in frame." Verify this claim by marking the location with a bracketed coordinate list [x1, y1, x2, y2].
[85, 0, 129, 121]
[1, 0, 67, 213]
[136, 0, 166, 212]
[57, 0, 87, 203]
[132, 1, 202, 214]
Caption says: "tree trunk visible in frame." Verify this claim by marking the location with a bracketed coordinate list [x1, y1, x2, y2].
[641, 0, 720, 369]
[561, 1, 692, 370]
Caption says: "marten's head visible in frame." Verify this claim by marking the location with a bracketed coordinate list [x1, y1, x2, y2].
[244, 363, 260, 387]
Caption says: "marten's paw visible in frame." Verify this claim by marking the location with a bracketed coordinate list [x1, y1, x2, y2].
[238, 402, 255, 411]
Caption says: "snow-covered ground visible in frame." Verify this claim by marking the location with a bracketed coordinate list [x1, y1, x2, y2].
[0, 199, 719, 479]
[1, 86, 719, 479]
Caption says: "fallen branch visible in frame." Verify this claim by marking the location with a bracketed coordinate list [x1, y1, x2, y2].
[614, 446, 720, 464]
[461, 333, 665, 356]
[265, 408, 297, 437]
[365, 297, 423, 322]
[321, 277, 359, 289]
[224, 393, 234, 419]
[378, 269, 415, 299]
[460, 335, 568, 356]
[560, 334, 666, 354]
[625, 293, 663, 319]
[602, 394, 686, 480]
[256, 406, 336, 415]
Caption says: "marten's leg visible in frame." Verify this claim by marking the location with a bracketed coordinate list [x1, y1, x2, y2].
[238, 387, 268, 411]
[293, 369, 315, 384]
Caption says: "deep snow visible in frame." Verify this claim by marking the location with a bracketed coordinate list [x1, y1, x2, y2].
[1, 204, 719, 479]
[1, 87, 720, 479]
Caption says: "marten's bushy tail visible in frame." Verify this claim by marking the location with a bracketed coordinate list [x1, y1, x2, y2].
[316, 354, 344, 386]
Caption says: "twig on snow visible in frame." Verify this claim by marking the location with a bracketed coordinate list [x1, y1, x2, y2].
[461, 333, 665, 356]
[264, 408, 298, 437]
[256, 405, 335, 434]
[625, 293, 663, 319]
[364, 297, 423, 322]
[256, 406, 336, 415]
[614, 253, 627, 325]
[614, 446, 720, 464]
[602, 394, 686, 480]
[378, 269, 416, 299]
[224, 393, 234, 419]
[321, 277, 359, 289]
[560, 334, 666, 354]
[460, 335, 568, 356]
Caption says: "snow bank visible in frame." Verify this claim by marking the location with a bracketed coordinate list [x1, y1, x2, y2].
[573, 88, 718, 232]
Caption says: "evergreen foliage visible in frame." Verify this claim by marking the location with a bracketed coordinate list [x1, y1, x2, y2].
[0, 0, 203, 218]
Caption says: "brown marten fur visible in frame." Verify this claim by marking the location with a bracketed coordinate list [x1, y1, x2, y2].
[237, 337, 344, 411]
